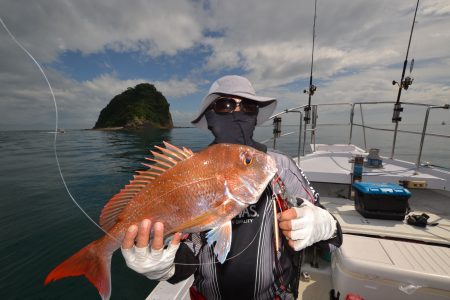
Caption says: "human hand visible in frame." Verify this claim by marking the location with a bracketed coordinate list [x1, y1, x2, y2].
[121, 219, 181, 281]
[278, 200, 336, 251]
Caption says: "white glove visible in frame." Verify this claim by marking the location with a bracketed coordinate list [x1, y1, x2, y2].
[121, 242, 180, 281]
[279, 200, 337, 251]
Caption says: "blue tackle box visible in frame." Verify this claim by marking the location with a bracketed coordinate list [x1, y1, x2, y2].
[352, 182, 411, 220]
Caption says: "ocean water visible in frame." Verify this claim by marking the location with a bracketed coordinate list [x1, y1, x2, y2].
[0, 125, 448, 299]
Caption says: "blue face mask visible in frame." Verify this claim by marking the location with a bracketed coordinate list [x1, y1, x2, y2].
[205, 110, 267, 152]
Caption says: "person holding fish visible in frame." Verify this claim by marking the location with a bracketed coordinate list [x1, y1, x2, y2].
[121, 75, 342, 300]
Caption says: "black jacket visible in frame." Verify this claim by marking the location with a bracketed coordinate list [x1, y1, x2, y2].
[168, 151, 342, 299]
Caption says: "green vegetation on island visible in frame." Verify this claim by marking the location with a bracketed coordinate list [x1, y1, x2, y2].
[93, 83, 173, 130]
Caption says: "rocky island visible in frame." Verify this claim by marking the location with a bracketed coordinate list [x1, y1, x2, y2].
[93, 83, 173, 130]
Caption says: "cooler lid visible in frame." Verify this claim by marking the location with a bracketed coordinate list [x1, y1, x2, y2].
[352, 182, 411, 197]
[333, 234, 450, 291]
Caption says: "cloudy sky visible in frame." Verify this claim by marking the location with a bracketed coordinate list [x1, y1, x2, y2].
[0, 0, 449, 130]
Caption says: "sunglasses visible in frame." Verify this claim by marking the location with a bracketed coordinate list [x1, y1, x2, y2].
[211, 97, 259, 114]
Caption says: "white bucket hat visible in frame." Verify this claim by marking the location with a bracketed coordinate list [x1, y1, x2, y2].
[191, 75, 277, 130]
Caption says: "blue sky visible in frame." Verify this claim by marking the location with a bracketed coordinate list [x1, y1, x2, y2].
[0, 0, 449, 130]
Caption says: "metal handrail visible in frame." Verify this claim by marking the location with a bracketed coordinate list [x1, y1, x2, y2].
[349, 102, 450, 168]
[417, 105, 450, 167]
[352, 123, 450, 139]
[269, 101, 449, 168]
[269, 103, 352, 162]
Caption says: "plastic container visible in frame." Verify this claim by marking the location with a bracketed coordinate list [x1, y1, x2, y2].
[331, 234, 450, 300]
[366, 148, 383, 168]
[352, 182, 411, 220]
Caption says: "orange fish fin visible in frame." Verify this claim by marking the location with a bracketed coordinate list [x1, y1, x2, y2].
[168, 209, 220, 234]
[163, 141, 194, 159]
[150, 150, 179, 166]
[99, 193, 135, 231]
[139, 141, 194, 178]
[45, 240, 113, 300]
[154, 145, 185, 161]
[100, 141, 194, 231]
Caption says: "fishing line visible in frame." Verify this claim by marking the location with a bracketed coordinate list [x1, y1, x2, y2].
[0, 17, 118, 242]
[121, 185, 271, 267]
[172, 185, 274, 266]
[1, 17, 277, 266]
[219, 179, 282, 263]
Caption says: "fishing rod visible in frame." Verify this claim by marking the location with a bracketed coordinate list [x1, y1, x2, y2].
[295, 1, 319, 297]
[301, 0, 318, 156]
[273, 0, 318, 154]
[303, 0, 318, 124]
[390, 0, 420, 158]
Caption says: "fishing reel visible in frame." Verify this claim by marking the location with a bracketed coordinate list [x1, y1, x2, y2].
[393, 58, 415, 91]
[392, 76, 414, 91]
[402, 76, 414, 90]
[303, 84, 317, 96]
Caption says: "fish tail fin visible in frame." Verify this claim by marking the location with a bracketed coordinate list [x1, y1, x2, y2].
[45, 240, 113, 300]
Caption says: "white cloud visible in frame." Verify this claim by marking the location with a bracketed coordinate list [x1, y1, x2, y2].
[0, 0, 205, 62]
[82, 74, 143, 98]
[0, 0, 449, 130]
[203, 37, 243, 71]
[154, 78, 199, 98]
[0, 62, 201, 129]
[71, 74, 201, 128]
[421, 0, 450, 16]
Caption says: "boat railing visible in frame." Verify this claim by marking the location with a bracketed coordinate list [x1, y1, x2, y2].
[268, 101, 450, 169]
[267, 102, 352, 160]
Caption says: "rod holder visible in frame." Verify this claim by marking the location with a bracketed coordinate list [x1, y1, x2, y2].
[304, 106, 311, 123]
[392, 102, 404, 122]
[273, 117, 282, 149]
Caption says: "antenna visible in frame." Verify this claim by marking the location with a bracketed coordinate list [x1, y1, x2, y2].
[390, 0, 420, 158]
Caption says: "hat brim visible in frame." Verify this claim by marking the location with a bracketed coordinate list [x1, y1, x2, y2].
[191, 93, 277, 130]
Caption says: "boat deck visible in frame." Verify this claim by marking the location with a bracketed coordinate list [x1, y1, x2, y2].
[298, 191, 450, 299]
[321, 191, 450, 246]
[298, 144, 450, 190]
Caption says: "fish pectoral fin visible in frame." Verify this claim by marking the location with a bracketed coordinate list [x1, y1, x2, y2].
[206, 221, 232, 264]
[168, 209, 219, 234]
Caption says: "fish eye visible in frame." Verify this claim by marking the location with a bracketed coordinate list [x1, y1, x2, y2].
[242, 153, 253, 166]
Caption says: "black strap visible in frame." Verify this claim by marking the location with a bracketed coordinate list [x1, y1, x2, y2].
[406, 213, 439, 227]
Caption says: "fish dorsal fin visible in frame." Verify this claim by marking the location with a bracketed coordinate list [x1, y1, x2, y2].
[99, 142, 194, 231]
